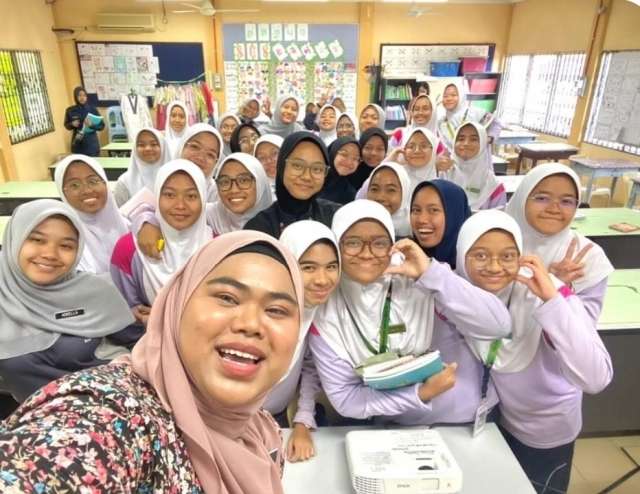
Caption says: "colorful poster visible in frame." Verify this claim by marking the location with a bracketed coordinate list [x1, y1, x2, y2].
[315, 41, 330, 60]
[92, 56, 105, 72]
[258, 24, 270, 42]
[328, 40, 344, 59]
[234, 43, 246, 61]
[126, 56, 138, 73]
[260, 43, 271, 61]
[276, 62, 306, 102]
[114, 56, 127, 73]
[284, 24, 296, 42]
[148, 57, 160, 74]
[102, 56, 115, 72]
[301, 43, 315, 61]
[105, 44, 122, 56]
[136, 57, 149, 73]
[286, 43, 302, 62]
[246, 43, 259, 61]
[245, 23, 257, 42]
[297, 24, 309, 42]
[272, 43, 288, 62]
[271, 24, 283, 42]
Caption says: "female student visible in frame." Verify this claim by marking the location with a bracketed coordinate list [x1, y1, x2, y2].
[230, 121, 261, 154]
[216, 113, 241, 159]
[113, 128, 172, 207]
[366, 162, 412, 237]
[389, 94, 438, 150]
[318, 136, 362, 204]
[411, 180, 472, 269]
[0, 231, 305, 493]
[445, 122, 506, 210]
[358, 103, 386, 134]
[255, 134, 284, 201]
[349, 127, 389, 191]
[164, 100, 189, 155]
[387, 128, 444, 192]
[63, 86, 104, 157]
[504, 163, 613, 320]
[309, 200, 510, 424]
[456, 210, 613, 493]
[237, 96, 264, 124]
[110, 160, 212, 325]
[54, 154, 130, 275]
[315, 104, 339, 146]
[336, 113, 358, 139]
[330, 97, 347, 113]
[264, 220, 340, 463]
[260, 94, 304, 138]
[244, 132, 341, 238]
[174, 123, 224, 203]
[0, 200, 134, 403]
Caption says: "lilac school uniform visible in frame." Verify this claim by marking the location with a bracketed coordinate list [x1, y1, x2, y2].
[110, 232, 152, 311]
[493, 282, 612, 449]
[309, 261, 508, 424]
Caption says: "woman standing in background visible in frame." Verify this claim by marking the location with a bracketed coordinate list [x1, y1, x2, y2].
[64, 87, 104, 157]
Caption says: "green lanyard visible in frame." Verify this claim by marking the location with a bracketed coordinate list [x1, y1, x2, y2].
[481, 339, 502, 400]
[445, 108, 470, 138]
[344, 283, 393, 356]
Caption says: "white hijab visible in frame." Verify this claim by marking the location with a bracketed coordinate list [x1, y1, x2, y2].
[137, 160, 213, 304]
[315, 104, 339, 146]
[445, 122, 501, 210]
[253, 134, 284, 201]
[338, 112, 360, 139]
[209, 153, 273, 234]
[174, 123, 224, 203]
[408, 94, 438, 134]
[259, 94, 304, 138]
[313, 199, 436, 367]
[216, 113, 242, 159]
[368, 162, 412, 237]
[165, 101, 190, 155]
[359, 104, 386, 133]
[505, 163, 613, 293]
[402, 127, 440, 191]
[54, 155, 130, 274]
[279, 220, 340, 381]
[119, 127, 172, 195]
[455, 210, 563, 373]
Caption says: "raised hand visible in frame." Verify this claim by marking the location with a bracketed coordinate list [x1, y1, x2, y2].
[386, 147, 405, 164]
[517, 255, 559, 302]
[383, 239, 431, 280]
[549, 238, 592, 285]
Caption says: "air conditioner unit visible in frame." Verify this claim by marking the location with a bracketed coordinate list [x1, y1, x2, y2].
[96, 13, 156, 32]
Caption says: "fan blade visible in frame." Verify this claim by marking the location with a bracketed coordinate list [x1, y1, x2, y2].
[181, 3, 202, 9]
[214, 9, 260, 13]
[172, 10, 196, 13]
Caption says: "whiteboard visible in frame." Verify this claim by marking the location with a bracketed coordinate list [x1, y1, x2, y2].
[584, 51, 640, 156]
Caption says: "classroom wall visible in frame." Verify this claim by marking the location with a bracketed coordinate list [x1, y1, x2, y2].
[0, 0, 70, 181]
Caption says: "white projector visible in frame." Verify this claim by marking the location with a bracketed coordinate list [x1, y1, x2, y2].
[346, 429, 463, 494]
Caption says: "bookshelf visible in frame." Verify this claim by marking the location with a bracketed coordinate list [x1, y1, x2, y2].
[464, 72, 502, 114]
[377, 77, 415, 131]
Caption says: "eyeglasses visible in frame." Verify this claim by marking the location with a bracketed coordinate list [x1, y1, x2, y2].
[257, 151, 279, 165]
[220, 124, 237, 132]
[184, 141, 219, 163]
[216, 174, 255, 191]
[337, 124, 355, 130]
[285, 159, 328, 178]
[336, 150, 361, 165]
[466, 252, 520, 271]
[239, 134, 260, 145]
[412, 106, 432, 114]
[405, 143, 433, 152]
[341, 237, 392, 258]
[527, 194, 579, 210]
[63, 177, 106, 196]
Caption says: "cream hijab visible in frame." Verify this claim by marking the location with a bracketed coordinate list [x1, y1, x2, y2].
[136, 160, 212, 304]
[253, 134, 284, 201]
[216, 113, 242, 158]
[368, 162, 412, 237]
[445, 122, 501, 210]
[54, 154, 130, 274]
[208, 153, 273, 234]
[315, 104, 339, 146]
[505, 163, 613, 293]
[456, 210, 563, 373]
[408, 94, 438, 134]
[402, 127, 440, 191]
[119, 127, 172, 195]
[337, 112, 360, 139]
[165, 101, 190, 155]
[279, 220, 340, 380]
[259, 94, 304, 138]
[359, 103, 386, 132]
[313, 199, 436, 367]
[127, 231, 304, 494]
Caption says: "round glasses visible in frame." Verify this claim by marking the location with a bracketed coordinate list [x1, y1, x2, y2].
[285, 159, 328, 178]
[336, 150, 361, 165]
[405, 143, 433, 152]
[239, 134, 260, 145]
[215, 174, 254, 191]
[337, 124, 355, 130]
[257, 151, 279, 165]
[465, 252, 520, 271]
[527, 194, 579, 210]
[63, 177, 106, 197]
[341, 237, 392, 258]
[184, 141, 219, 163]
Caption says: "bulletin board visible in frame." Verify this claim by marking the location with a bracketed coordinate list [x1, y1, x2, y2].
[584, 51, 640, 156]
[74, 42, 205, 107]
[222, 23, 359, 114]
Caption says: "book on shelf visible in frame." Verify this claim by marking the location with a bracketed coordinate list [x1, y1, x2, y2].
[385, 105, 407, 121]
[362, 351, 443, 390]
[385, 83, 413, 100]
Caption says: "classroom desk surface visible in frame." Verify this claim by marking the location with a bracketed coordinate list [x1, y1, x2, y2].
[497, 130, 538, 146]
[597, 269, 640, 333]
[496, 174, 524, 198]
[515, 143, 579, 175]
[101, 142, 132, 151]
[49, 157, 129, 180]
[569, 157, 640, 206]
[281, 424, 535, 494]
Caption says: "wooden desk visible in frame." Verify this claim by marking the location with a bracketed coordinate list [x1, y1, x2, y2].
[495, 130, 538, 154]
[515, 143, 579, 175]
[282, 424, 535, 494]
[49, 157, 129, 181]
[583, 270, 640, 434]
[569, 157, 640, 206]
[497, 174, 524, 200]
[572, 208, 640, 269]
[101, 141, 132, 157]
[0, 216, 10, 250]
[0, 181, 116, 215]
[627, 177, 640, 208]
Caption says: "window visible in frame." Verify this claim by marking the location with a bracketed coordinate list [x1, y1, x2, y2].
[497, 53, 586, 138]
[0, 50, 55, 144]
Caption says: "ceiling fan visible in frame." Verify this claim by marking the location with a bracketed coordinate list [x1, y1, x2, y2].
[172, 0, 258, 16]
[406, 2, 444, 18]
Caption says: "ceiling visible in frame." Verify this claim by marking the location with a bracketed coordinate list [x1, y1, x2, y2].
[137, 0, 527, 4]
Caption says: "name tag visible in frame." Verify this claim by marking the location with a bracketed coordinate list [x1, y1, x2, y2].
[55, 308, 85, 320]
[466, 187, 481, 194]
[388, 324, 407, 335]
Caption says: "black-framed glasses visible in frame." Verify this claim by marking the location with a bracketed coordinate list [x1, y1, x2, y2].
[465, 252, 520, 271]
[215, 174, 255, 191]
[63, 177, 106, 196]
[340, 237, 392, 258]
[285, 158, 328, 178]
[527, 194, 579, 210]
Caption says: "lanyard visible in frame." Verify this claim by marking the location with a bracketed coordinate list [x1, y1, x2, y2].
[444, 108, 469, 139]
[127, 94, 138, 115]
[481, 339, 502, 400]
[344, 283, 393, 356]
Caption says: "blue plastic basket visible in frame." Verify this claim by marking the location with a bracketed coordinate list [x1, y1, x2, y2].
[430, 61, 461, 77]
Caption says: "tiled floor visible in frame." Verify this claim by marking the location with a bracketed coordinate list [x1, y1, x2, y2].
[568, 435, 640, 494]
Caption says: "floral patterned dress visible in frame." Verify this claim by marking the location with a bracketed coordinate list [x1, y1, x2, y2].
[0, 363, 285, 493]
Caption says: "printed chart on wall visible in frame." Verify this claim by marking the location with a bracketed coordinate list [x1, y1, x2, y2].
[586, 51, 640, 155]
[222, 23, 359, 114]
[76, 43, 160, 101]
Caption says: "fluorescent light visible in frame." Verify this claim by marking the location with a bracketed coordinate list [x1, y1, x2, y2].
[382, 0, 449, 3]
[263, 0, 329, 3]
[627, 0, 640, 6]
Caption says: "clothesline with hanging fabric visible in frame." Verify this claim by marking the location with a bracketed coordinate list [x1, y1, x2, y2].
[154, 81, 215, 131]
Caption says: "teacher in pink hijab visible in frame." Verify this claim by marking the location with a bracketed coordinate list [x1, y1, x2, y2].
[0, 231, 304, 494]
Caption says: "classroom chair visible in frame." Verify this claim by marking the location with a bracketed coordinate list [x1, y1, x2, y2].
[581, 186, 611, 208]
[106, 106, 128, 144]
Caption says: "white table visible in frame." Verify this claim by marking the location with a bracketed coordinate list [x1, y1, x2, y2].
[282, 424, 535, 494]
[496, 174, 524, 199]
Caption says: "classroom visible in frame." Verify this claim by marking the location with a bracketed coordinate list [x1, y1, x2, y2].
[0, 0, 639, 493]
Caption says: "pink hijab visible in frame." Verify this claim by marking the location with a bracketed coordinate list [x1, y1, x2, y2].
[125, 231, 304, 494]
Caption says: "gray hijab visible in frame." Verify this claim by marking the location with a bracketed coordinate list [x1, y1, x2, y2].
[0, 200, 135, 360]
[259, 94, 304, 138]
